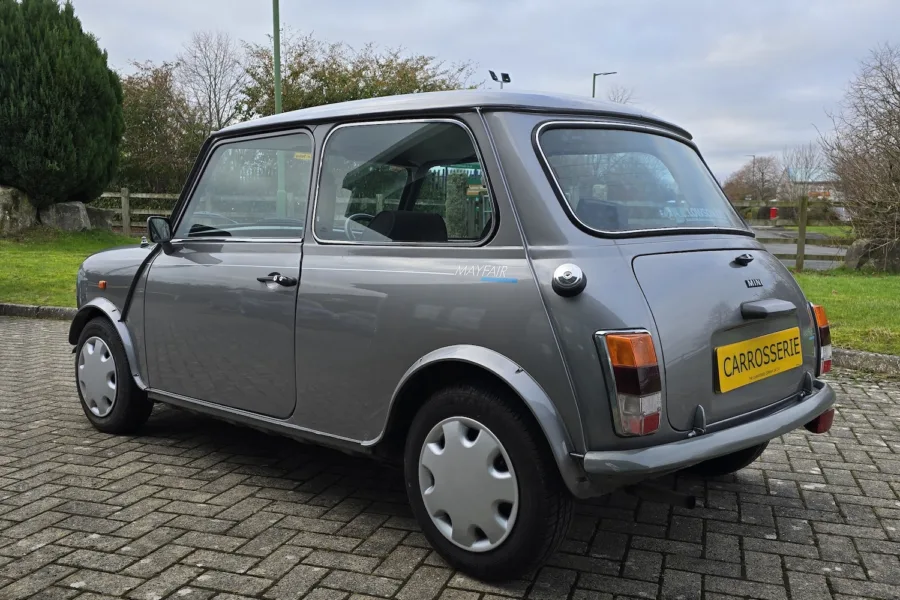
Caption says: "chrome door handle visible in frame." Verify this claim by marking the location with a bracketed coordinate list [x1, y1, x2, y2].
[257, 272, 297, 287]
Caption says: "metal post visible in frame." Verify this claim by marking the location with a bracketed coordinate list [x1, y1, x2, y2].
[272, 0, 286, 215]
[796, 196, 808, 272]
[272, 0, 282, 115]
[120, 187, 130, 237]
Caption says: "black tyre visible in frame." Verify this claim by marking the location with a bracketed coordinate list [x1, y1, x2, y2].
[75, 317, 152, 434]
[684, 442, 769, 477]
[404, 384, 573, 581]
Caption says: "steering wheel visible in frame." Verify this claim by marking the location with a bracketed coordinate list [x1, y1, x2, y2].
[344, 213, 375, 241]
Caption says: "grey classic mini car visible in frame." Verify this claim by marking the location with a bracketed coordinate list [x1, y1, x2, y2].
[70, 90, 836, 580]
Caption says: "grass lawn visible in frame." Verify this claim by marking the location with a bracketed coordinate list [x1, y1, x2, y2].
[0, 227, 137, 308]
[793, 269, 900, 355]
[785, 225, 855, 239]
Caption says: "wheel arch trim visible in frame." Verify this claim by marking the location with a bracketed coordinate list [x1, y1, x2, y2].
[68, 297, 147, 390]
[370, 344, 585, 496]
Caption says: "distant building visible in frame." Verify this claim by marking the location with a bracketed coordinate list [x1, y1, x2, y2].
[778, 168, 849, 221]
[778, 168, 842, 202]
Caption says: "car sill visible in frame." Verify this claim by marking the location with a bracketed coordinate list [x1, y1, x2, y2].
[148, 389, 370, 453]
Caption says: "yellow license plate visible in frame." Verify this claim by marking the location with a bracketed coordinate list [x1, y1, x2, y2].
[715, 327, 803, 393]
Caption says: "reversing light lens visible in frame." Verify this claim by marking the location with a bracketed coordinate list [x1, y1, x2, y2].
[601, 332, 662, 437]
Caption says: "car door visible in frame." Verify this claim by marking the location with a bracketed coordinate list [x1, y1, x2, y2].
[142, 129, 314, 419]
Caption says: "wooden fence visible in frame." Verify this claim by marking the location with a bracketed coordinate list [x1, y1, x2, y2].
[97, 188, 492, 238]
[99, 189, 179, 236]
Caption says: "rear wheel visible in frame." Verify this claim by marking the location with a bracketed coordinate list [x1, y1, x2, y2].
[75, 317, 152, 434]
[404, 384, 572, 581]
[685, 442, 768, 477]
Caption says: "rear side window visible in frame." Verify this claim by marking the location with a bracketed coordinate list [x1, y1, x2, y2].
[314, 121, 492, 244]
[538, 126, 746, 234]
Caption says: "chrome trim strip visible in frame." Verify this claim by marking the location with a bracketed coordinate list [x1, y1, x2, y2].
[593, 328, 656, 438]
[533, 119, 751, 238]
[169, 237, 304, 244]
[309, 117, 497, 248]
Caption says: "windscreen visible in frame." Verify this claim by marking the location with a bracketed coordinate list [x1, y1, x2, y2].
[538, 127, 746, 233]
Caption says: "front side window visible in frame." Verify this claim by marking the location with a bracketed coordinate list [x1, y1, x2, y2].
[175, 132, 313, 239]
[538, 127, 746, 234]
[315, 121, 492, 243]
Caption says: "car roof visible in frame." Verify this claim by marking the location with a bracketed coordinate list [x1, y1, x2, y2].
[217, 89, 692, 140]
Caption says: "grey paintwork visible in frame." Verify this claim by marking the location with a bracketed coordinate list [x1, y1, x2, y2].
[142, 240, 302, 418]
[70, 90, 834, 499]
[216, 90, 692, 140]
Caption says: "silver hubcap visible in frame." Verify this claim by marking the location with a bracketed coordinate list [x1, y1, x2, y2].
[418, 417, 519, 552]
[77, 337, 117, 418]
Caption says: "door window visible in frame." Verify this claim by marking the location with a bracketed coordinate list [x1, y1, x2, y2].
[175, 131, 314, 239]
[314, 121, 492, 243]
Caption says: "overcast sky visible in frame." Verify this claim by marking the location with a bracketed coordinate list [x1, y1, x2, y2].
[71, 0, 899, 179]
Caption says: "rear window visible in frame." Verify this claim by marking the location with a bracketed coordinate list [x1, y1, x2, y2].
[537, 126, 746, 234]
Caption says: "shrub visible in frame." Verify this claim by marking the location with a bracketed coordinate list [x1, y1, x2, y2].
[0, 0, 123, 208]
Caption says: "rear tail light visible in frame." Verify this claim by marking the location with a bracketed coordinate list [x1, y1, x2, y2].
[810, 303, 832, 375]
[599, 332, 662, 436]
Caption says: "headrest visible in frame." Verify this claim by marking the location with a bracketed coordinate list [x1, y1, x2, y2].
[362, 210, 448, 243]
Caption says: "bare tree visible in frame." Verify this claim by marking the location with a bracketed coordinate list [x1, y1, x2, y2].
[606, 84, 636, 105]
[724, 155, 781, 203]
[781, 142, 827, 204]
[176, 30, 248, 131]
[821, 42, 900, 261]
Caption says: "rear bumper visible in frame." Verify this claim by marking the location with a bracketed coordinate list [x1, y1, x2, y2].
[582, 379, 835, 478]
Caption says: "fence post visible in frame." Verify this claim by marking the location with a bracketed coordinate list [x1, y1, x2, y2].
[796, 196, 808, 272]
[120, 187, 131, 237]
[376, 193, 384, 214]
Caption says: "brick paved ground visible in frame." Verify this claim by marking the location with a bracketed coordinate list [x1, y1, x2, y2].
[0, 316, 899, 600]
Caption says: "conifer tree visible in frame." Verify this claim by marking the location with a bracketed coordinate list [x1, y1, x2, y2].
[0, 0, 123, 207]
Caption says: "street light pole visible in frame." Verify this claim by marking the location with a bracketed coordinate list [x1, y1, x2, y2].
[488, 70, 511, 90]
[592, 71, 617, 98]
[272, 0, 286, 215]
[273, 0, 283, 114]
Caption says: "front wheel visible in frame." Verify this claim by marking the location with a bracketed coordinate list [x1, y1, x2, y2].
[404, 384, 572, 581]
[684, 442, 769, 477]
[75, 317, 152, 434]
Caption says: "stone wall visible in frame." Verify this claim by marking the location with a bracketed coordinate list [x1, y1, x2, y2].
[0, 186, 38, 235]
[0, 186, 112, 235]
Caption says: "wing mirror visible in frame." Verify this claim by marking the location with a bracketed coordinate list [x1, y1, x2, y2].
[147, 216, 173, 245]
